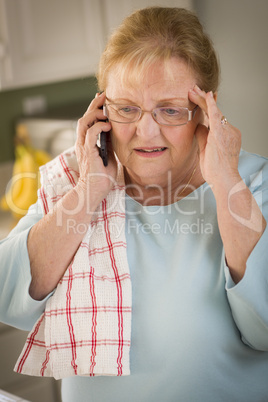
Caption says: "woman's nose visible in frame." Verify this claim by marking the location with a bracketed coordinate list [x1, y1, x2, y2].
[135, 111, 160, 139]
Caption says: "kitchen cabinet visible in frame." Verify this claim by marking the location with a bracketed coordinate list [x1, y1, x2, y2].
[0, 0, 193, 91]
[0, 0, 104, 90]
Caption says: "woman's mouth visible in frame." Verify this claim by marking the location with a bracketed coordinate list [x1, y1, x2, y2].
[134, 147, 167, 157]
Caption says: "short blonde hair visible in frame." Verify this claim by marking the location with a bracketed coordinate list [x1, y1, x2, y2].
[97, 7, 220, 93]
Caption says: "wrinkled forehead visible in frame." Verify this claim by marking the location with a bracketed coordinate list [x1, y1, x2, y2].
[105, 58, 198, 100]
[107, 57, 196, 87]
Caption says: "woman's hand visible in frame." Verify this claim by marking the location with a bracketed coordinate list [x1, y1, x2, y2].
[29, 92, 119, 300]
[189, 85, 242, 190]
[189, 85, 266, 283]
[75, 92, 117, 208]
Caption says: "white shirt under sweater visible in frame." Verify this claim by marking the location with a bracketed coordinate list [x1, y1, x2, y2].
[1, 150, 268, 401]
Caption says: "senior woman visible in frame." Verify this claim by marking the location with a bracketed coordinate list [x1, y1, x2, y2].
[1, 6, 268, 402]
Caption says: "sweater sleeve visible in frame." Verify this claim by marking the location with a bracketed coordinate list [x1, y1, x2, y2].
[0, 202, 51, 331]
[225, 162, 268, 351]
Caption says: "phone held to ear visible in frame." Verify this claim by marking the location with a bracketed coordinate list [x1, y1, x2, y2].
[100, 131, 108, 166]
[98, 102, 109, 166]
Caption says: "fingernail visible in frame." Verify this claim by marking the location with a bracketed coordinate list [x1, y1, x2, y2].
[209, 91, 214, 98]
[95, 91, 104, 98]
[193, 84, 202, 92]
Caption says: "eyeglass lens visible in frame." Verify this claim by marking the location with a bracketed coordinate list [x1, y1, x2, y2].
[104, 104, 195, 126]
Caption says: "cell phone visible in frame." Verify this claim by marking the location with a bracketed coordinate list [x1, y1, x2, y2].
[100, 131, 108, 166]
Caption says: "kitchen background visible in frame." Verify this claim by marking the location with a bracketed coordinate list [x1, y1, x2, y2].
[0, 0, 267, 401]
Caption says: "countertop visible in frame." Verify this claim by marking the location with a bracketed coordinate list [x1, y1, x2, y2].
[0, 389, 30, 401]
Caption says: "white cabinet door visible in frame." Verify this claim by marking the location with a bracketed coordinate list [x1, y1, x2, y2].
[0, 0, 194, 91]
[0, 0, 104, 90]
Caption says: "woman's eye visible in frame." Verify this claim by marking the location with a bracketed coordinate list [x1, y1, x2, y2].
[121, 107, 132, 113]
[119, 106, 137, 114]
[162, 108, 180, 115]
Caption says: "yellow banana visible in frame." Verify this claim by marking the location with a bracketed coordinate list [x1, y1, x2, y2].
[12, 147, 39, 219]
[1, 123, 52, 219]
[0, 153, 23, 211]
[1, 145, 39, 219]
[33, 149, 51, 167]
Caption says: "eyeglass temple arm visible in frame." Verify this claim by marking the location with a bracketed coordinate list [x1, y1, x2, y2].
[189, 105, 199, 121]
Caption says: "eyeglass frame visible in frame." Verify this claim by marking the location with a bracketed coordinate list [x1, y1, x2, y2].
[103, 102, 199, 127]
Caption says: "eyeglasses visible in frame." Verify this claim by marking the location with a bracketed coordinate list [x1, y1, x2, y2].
[103, 103, 198, 126]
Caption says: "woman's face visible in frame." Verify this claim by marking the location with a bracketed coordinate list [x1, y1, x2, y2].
[105, 58, 201, 187]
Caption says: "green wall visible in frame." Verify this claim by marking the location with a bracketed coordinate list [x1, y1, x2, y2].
[0, 76, 98, 163]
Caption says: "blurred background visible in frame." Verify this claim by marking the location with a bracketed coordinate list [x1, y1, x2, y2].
[0, 0, 267, 401]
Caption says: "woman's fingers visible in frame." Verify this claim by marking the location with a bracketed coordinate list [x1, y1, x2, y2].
[189, 85, 210, 115]
[205, 91, 226, 134]
[75, 91, 111, 167]
[76, 92, 107, 146]
[85, 121, 111, 148]
[189, 85, 242, 185]
[75, 91, 115, 174]
[189, 85, 238, 139]
[189, 85, 222, 126]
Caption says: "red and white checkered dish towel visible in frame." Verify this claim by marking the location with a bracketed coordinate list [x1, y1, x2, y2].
[14, 147, 132, 380]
